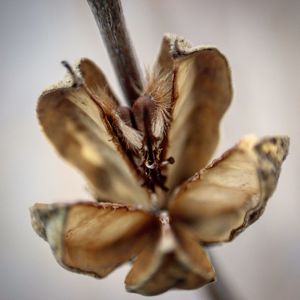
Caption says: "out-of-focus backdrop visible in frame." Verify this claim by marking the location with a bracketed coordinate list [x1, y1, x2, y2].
[1, 1, 299, 299]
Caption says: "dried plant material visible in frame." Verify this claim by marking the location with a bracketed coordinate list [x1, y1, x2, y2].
[169, 135, 289, 243]
[154, 34, 233, 191]
[38, 60, 150, 208]
[31, 34, 289, 296]
[125, 219, 215, 295]
[31, 202, 156, 277]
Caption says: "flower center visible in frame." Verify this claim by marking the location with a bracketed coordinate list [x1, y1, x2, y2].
[130, 95, 175, 193]
[62, 62, 174, 196]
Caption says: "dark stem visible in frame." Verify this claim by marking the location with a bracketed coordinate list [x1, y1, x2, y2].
[87, 0, 143, 106]
[206, 251, 242, 300]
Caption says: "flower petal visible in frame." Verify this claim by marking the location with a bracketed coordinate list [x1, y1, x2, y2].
[125, 215, 215, 295]
[154, 34, 232, 190]
[78, 59, 119, 104]
[38, 59, 150, 208]
[169, 135, 289, 243]
[30, 202, 156, 278]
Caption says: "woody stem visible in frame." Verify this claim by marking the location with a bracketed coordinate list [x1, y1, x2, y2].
[87, 0, 143, 106]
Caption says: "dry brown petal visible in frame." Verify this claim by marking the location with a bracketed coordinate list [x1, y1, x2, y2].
[37, 59, 150, 209]
[32, 30, 290, 296]
[125, 215, 215, 295]
[154, 34, 232, 191]
[30, 202, 156, 278]
[78, 59, 119, 105]
[169, 135, 289, 243]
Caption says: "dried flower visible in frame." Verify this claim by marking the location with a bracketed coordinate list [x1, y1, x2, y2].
[30, 34, 289, 296]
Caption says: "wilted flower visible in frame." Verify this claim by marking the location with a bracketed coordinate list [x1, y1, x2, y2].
[30, 34, 289, 296]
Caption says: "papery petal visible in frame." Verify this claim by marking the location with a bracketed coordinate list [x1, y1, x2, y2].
[38, 59, 150, 209]
[169, 135, 289, 243]
[78, 59, 119, 104]
[154, 34, 232, 190]
[125, 215, 215, 295]
[30, 202, 156, 278]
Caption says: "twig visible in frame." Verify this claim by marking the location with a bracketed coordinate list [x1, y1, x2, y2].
[87, 0, 143, 106]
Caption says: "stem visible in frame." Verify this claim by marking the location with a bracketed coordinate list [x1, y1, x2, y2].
[206, 251, 242, 300]
[87, 0, 143, 106]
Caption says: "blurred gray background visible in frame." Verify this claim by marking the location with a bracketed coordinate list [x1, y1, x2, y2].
[1, 0, 299, 299]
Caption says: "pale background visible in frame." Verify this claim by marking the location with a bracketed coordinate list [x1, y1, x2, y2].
[0, 0, 299, 299]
